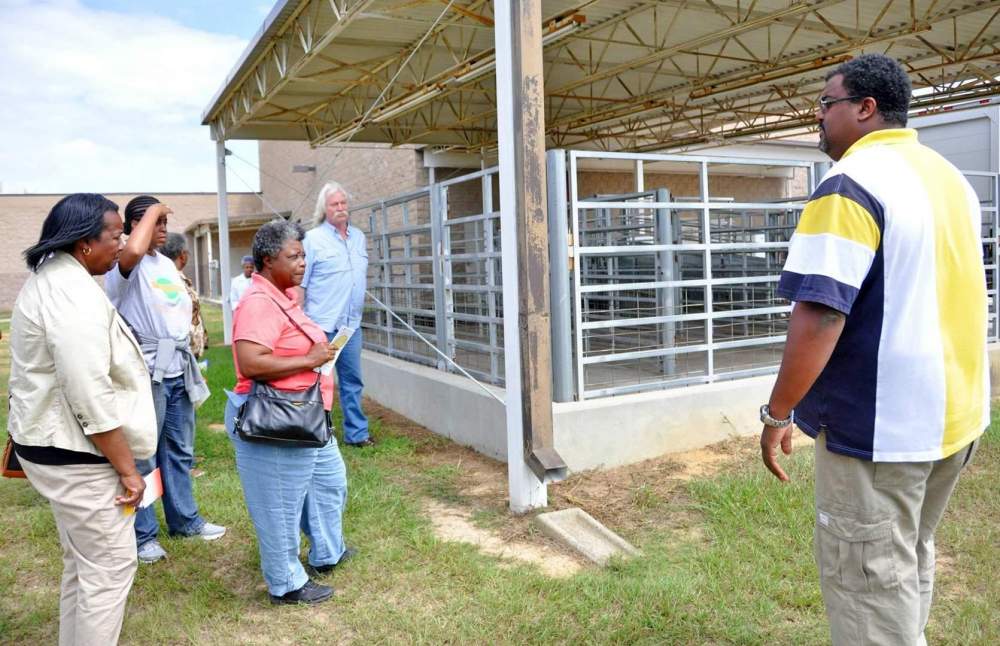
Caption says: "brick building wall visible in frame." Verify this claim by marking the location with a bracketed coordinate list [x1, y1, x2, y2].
[439, 170, 795, 216]
[576, 172, 790, 201]
[258, 141, 428, 222]
[0, 192, 261, 310]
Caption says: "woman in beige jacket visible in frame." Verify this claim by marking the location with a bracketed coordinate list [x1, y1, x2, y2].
[8, 193, 158, 646]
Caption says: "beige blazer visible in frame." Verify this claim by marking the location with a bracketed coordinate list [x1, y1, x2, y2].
[8, 252, 157, 460]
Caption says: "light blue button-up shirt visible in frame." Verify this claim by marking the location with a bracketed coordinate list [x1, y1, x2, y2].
[302, 221, 369, 333]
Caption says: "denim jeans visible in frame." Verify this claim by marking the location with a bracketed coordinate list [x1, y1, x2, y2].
[328, 328, 369, 444]
[225, 393, 348, 596]
[135, 375, 205, 547]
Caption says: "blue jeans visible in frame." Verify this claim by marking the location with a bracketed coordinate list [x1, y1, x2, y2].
[327, 328, 369, 444]
[135, 376, 205, 547]
[225, 394, 348, 596]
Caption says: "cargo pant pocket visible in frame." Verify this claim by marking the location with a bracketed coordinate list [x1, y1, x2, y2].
[816, 508, 898, 593]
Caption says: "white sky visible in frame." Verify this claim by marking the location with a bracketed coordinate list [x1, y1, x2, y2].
[0, 0, 266, 194]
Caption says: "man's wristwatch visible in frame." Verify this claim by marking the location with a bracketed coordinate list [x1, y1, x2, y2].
[760, 404, 794, 429]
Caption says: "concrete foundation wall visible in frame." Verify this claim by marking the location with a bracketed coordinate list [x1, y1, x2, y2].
[362, 350, 507, 461]
[552, 376, 771, 471]
[363, 344, 1000, 473]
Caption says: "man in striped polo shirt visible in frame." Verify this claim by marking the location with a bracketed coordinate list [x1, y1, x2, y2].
[759, 54, 988, 644]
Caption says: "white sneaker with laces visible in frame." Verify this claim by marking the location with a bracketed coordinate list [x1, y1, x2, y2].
[137, 539, 167, 564]
[197, 522, 227, 541]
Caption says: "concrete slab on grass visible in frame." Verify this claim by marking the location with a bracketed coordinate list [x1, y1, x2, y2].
[535, 508, 640, 565]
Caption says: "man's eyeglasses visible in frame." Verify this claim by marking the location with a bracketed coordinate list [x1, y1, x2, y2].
[818, 95, 861, 113]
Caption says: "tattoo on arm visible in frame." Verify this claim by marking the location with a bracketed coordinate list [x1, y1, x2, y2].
[798, 301, 846, 328]
[818, 309, 846, 328]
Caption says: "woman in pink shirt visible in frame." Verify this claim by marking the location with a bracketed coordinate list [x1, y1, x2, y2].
[225, 220, 352, 605]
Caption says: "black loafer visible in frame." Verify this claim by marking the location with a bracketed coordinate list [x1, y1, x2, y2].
[346, 438, 376, 448]
[269, 580, 333, 605]
[310, 547, 357, 575]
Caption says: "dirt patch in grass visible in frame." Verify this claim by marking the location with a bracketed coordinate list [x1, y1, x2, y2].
[366, 400, 817, 548]
[424, 499, 583, 578]
[222, 607, 356, 646]
[551, 430, 816, 529]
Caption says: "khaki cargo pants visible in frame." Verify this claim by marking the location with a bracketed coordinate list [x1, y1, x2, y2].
[20, 458, 138, 646]
[813, 432, 979, 646]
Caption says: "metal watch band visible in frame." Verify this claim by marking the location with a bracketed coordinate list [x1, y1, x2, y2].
[760, 404, 793, 428]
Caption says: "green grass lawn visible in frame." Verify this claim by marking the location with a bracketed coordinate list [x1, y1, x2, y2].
[1, 305, 998, 644]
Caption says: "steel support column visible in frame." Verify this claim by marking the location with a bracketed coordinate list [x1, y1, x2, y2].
[429, 168, 451, 370]
[495, 0, 567, 512]
[206, 226, 215, 298]
[215, 136, 234, 344]
[546, 149, 574, 402]
[655, 188, 676, 376]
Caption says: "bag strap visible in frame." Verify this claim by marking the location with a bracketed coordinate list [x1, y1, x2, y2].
[255, 294, 322, 388]
[261, 294, 313, 342]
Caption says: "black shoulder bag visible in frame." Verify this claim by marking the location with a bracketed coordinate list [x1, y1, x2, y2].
[234, 298, 332, 447]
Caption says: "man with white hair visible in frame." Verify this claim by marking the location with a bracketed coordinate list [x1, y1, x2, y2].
[300, 182, 373, 447]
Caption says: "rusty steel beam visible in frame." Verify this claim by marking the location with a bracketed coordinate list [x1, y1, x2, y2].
[501, 0, 567, 488]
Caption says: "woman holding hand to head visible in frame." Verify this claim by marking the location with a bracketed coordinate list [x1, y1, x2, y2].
[8, 194, 157, 645]
[105, 195, 224, 565]
[225, 219, 352, 605]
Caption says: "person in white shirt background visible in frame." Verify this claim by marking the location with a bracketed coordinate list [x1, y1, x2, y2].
[230, 255, 254, 309]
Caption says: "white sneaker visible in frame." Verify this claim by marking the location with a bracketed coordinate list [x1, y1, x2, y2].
[138, 539, 167, 564]
[196, 522, 227, 541]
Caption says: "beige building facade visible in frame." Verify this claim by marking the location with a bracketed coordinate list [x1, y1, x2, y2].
[258, 141, 431, 221]
[0, 192, 261, 310]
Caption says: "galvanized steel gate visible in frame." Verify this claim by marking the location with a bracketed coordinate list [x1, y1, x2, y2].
[355, 152, 999, 402]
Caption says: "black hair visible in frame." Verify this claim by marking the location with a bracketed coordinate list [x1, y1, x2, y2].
[23, 193, 119, 271]
[159, 232, 188, 261]
[123, 195, 160, 234]
[828, 54, 912, 126]
[252, 219, 305, 271]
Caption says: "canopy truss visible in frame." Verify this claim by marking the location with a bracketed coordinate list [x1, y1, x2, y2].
[203, 0, 1000, 152]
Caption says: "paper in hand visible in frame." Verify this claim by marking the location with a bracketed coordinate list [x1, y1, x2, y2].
[317, 327, 356, 375]
[123, 468, 164, 515]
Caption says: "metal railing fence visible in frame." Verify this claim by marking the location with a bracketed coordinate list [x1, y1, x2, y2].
[355, 167, 505, 386]
[353, 154, 999, 402]
[568, 150, 815, 399]
[964, 171, 1000, 342]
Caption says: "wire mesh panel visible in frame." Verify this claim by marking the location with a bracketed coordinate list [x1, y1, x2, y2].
[354, 167, 505, 385]
[569, 151, 812, 399]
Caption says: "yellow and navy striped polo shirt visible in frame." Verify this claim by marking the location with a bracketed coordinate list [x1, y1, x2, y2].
[777, 128, 989, 462]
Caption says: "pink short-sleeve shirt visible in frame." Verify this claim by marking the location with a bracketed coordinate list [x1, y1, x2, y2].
[231, 274, 334, 410]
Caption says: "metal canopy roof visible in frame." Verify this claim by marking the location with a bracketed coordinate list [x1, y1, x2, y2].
[202, 0, 1000, 152]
